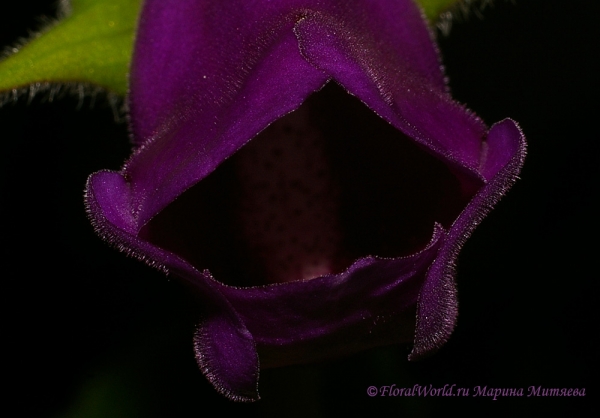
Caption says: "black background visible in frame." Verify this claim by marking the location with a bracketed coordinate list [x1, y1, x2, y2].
[2, 0, 596, 416]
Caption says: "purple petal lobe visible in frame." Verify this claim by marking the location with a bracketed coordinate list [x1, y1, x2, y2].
[86, 172, 260, 401]
[127, 0, 331, 228]
[221, 226, 445, 368]
[293, 6, 487, 181]
[409, 119, 526, 360]
[193, 292, 260, 402]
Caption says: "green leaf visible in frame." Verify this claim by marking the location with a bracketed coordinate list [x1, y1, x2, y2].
[0, 0, 142, 97]
[416, 0, 465, 22]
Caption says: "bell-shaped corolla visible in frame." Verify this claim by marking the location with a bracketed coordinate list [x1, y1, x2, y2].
[85, 0, 526, 401]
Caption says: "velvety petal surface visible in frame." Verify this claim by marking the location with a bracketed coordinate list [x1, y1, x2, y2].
[85, 0, 526, 401]
[86, 171, 259, 401]
[124, 0, 486, 229]
[220, 225, 445, 369]
[409, 119, 526, 359]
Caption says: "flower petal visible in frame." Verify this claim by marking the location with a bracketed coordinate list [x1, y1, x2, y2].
[292, 3, 487, 179]
[126, 0, 329, 227]
[85, 171, 260, 401]
[409, 119, 526, 360]
[124, 0, 486, 230]
[220, 225, 445, 368]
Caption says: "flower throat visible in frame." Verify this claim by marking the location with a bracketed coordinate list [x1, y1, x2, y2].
[235, 104, 346, 283]
[140, 84, 472, 287]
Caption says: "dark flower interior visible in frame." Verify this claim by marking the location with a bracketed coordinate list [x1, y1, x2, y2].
[139, 83, 478, 287]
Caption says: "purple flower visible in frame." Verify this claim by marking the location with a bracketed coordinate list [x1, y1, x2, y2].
[85, 0, 525, 401]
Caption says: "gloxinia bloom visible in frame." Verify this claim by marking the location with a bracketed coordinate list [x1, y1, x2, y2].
[85, 0, 525, 401]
